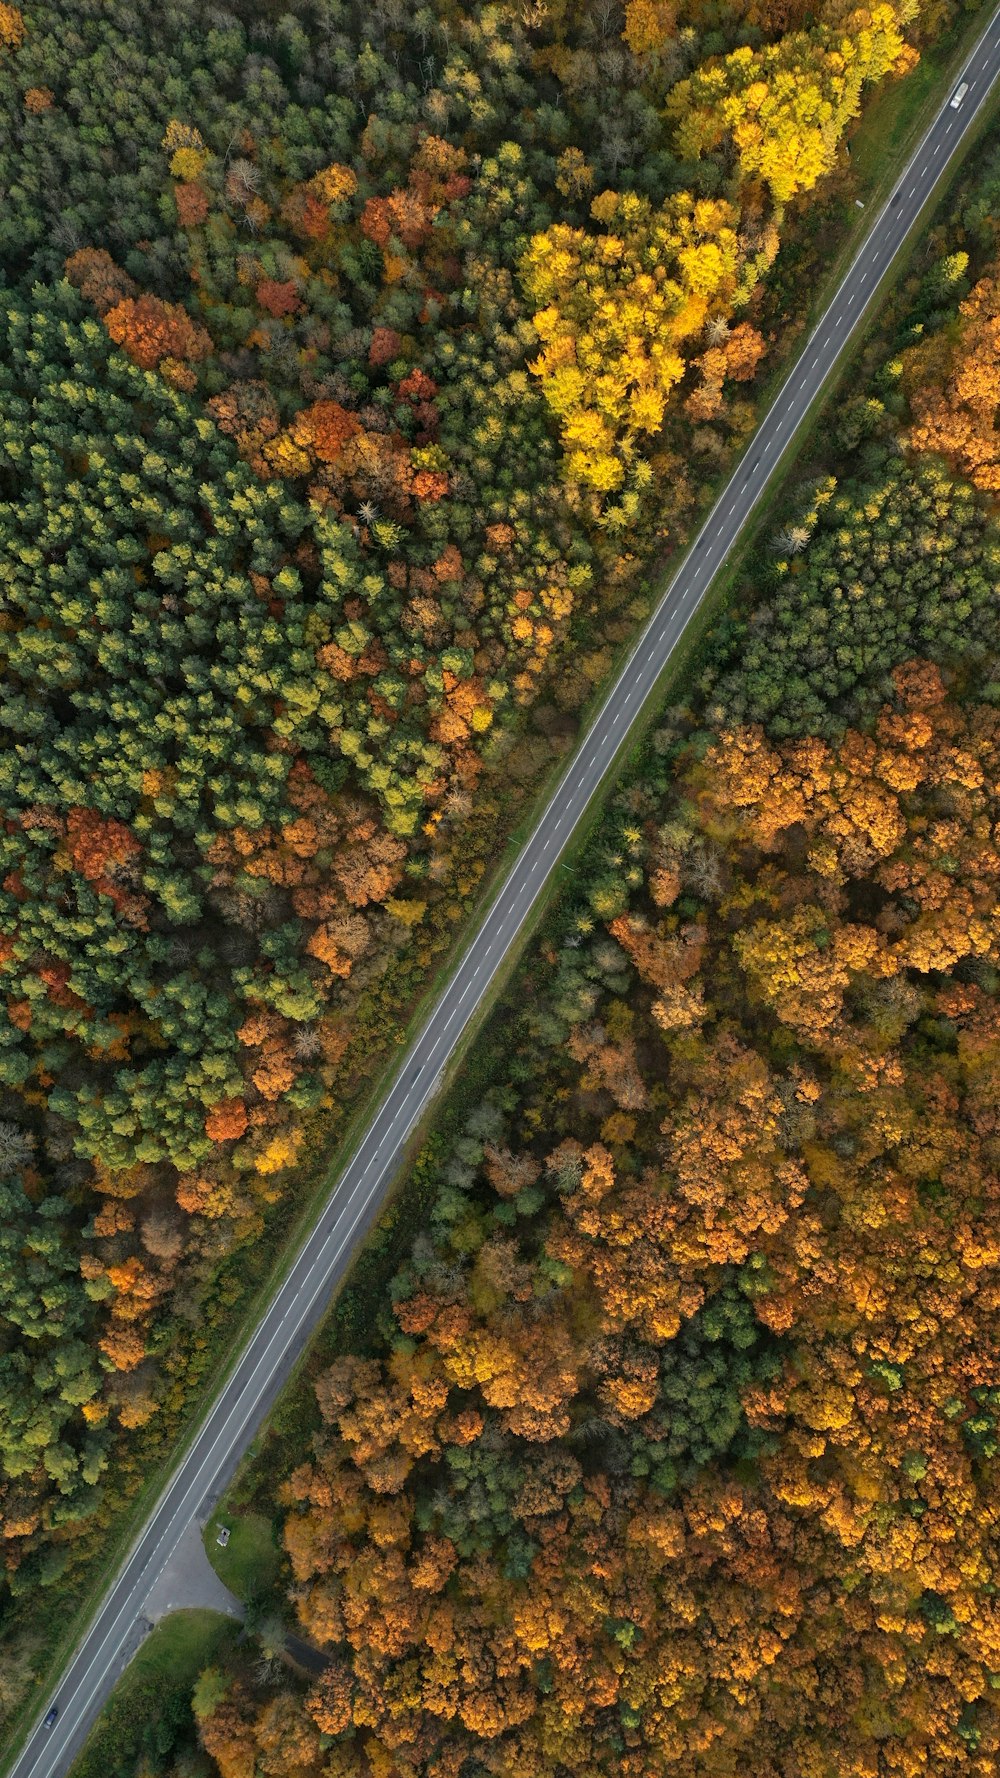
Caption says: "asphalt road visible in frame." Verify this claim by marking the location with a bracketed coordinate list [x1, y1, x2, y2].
[13, 18, 1000, 1776]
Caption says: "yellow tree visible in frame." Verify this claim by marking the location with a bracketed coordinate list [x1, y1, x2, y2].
[670, 5, 913, 204]
[522, 190, 740, 493]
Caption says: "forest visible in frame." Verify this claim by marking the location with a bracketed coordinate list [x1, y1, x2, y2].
[132, 72, 1000, 1778]
[0, 0, 952, 1686]
[0, 0, 992, 1764]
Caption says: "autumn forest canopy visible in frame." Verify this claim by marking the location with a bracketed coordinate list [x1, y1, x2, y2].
[2, 0, 1000, 1770]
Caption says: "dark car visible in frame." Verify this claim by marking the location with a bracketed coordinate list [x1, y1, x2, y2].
[44, 1707, 58, 1730]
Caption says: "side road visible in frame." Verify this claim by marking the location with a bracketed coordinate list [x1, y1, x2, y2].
[14, 17, 1000, 1776]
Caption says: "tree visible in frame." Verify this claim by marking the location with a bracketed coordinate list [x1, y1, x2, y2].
[522, 189, 741, 493]
[907, 261, 1000, 490]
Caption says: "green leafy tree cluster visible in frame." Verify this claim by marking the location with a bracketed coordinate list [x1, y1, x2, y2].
[706, 456, 1000, 735]
[0, 286, 340, 1171]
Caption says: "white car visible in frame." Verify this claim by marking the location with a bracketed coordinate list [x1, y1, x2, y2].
[950, 82, 969, 109]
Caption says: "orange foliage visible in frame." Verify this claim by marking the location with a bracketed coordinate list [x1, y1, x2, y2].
[287, 399, 361, 464]
[103, 292, 212, 373]
[218, 674, 1000, 1778]
[64, 247, 138, 315]
[98, 1324, 147, 1372]
[198, 1686, 258, 1778]
[64, 806, 147, 925]
[174, 181, 209, 226]
[908, 263, 1000, 490]
[256, 277, 301, 318]
[176, 1172, 236, 1218]
[0, 3, 24, 48]
[65, 806, 140, 880]
[204, 1099, 249, 1142]
[685, 322, 766, 420]
[206, 379, 281, 462]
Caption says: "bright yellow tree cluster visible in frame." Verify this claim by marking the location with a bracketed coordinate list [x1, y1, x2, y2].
[523, 0, 917, 500]
[670, 4, 914, 204]
[522, 191, 740, 493]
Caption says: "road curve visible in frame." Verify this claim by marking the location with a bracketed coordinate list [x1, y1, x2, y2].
[13, 18, 1000, 1776]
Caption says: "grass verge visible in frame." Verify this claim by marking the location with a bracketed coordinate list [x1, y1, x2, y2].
[69, 1612, 235, 1778]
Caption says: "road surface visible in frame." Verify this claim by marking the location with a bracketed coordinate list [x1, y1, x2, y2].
[13, 17, 1000, 1776]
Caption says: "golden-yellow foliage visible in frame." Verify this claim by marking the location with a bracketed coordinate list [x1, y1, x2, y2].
[522, 191, 739, 491]
[670, 5, 911, 204]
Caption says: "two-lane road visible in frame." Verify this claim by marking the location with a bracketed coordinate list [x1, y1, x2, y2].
[14, 16, 1000, 1775]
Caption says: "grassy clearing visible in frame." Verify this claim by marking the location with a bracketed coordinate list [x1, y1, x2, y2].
[851, 53, 941, 187]
[203, 1511, 281, 1606]
[69, 1611, 235, 1778]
